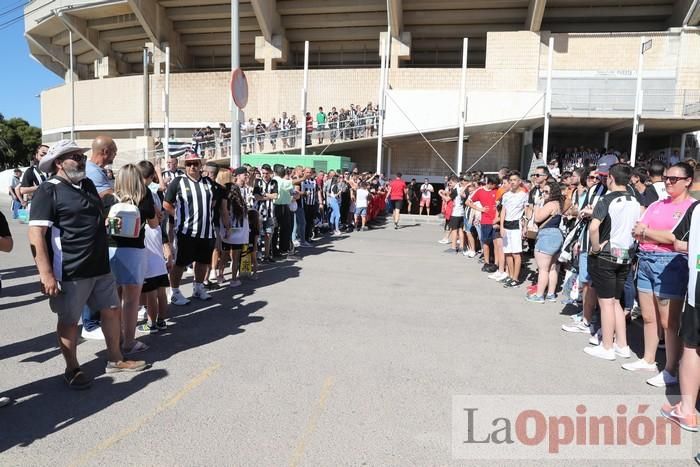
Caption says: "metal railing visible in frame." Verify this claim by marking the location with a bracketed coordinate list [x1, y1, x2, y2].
[179, 115, 381, 160]
[551, 89, 700, 118]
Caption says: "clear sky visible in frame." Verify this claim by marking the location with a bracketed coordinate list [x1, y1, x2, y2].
[0, 7, 63, 127]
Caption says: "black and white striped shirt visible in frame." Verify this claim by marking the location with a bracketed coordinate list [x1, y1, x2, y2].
[162, 169, 184, 187]
[301, 179, 318, 206]
[253, 178, 278, 222]
[164, 175, 215, 238]
[239, 184, 255, 210]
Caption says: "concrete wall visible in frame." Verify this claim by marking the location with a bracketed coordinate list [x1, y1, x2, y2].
[345, 132, 522, 177]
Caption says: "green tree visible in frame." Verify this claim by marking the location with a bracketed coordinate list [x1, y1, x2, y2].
[0, 113, 42, 169]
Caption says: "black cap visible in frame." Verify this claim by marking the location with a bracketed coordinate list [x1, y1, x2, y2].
[234, 166, 247, 175]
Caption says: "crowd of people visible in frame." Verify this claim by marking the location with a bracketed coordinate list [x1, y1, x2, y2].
[190, 102, 380, 158]
[2, 138, 699, 448]
[0, 137, 410, 397]
[435, 150, 700, 436]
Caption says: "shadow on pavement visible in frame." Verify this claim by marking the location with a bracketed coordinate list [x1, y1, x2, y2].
[0, 367, 168, 452]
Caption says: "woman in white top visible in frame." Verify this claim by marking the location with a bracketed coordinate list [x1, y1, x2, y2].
[136, 160, 172, 333]
[354, 181, 371, 231]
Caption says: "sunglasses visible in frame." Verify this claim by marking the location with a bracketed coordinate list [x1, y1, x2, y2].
[587, 176, 599, 180]
[532, 174, 546, 178]
[663, 176, 690, 184]
[61, 153, 86, 163]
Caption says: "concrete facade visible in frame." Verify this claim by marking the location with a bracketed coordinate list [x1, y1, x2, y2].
[38, 28, 700, 172]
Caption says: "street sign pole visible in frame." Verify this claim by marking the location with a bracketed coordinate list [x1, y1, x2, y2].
[231, 0, 241, 168]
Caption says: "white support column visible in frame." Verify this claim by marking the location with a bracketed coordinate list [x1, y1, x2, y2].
[69, 29, 75, 140]
[630, 36, 648, 167]
[680, 132, 688, 159]
[456, 38, 468, 175]
[300, 41, 309, 156]
[164, 45, 170, 159]
[542, 36, 554, 165]
[603, 131, 609, 149]
[231, 0, 241, 168]
[376, 27, 391, 174]
[387, 146, 392, 176]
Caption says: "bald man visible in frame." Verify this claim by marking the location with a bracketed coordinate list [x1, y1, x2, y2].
[82, 136, 118, 340]
[87, 136, 117, 198]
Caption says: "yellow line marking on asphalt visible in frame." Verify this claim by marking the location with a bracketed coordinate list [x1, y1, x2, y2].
[289, 376, 335, 467]
[69, 363, 221, 467]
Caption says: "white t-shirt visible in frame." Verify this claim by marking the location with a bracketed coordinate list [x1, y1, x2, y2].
[355, 188, 369, 209]
[501, 190, 528, 222]
[144, 191, 167, 279]
[652, 181, 669, 201]
[420, 183, 433, 199]
[451, 187, 465, 217]
[221, 212, 250, 245]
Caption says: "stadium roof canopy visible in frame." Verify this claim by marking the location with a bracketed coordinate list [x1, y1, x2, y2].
[24, 0, 700, 77]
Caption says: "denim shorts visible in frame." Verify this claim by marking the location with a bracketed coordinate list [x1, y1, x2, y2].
[355, 207, 367, 217]
[481, 224, 495, 244]
[578, 251, 590, 284]
[109, 247, 146, 286]
[636, 251, 688, 300]
[535, 227, 563, 256]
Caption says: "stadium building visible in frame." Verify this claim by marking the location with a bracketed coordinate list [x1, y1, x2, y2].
[25, 0, 700, 176]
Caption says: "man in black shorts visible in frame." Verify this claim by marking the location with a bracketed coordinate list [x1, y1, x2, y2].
[584, 163, 640, 361]
[28, 140, 147, 389]
[663, 199, 700, 432]
[164, 152, 216, 305]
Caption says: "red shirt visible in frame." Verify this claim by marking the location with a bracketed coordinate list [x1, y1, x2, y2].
[388, 179, 406, 201]
[471, 187, 497, 224]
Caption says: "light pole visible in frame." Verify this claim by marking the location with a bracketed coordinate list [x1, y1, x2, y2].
[630, 36, 652, 167]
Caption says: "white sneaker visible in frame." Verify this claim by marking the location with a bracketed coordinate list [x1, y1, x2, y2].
[646, 369, 678, 388]
[137, 306, 147, 321]
[583, 345, 616, 361]
[614, 344, 632, 359]
[561, 321, 590, 333]
[81, 326, 105, 340]
[622, 358, 657, 372]
[208, 270, 218, 281]
[292, 240, 301, 247]
[467, 250, 476, 258]
[438, 238, 449, 244]
[0, 396, 11, 407]
[488, 271, 501, 280]
[229, 279, 242, 288]
[170, 289, 190, 306]
[192, 285, 211, 301]
[588, 329, 602, 346]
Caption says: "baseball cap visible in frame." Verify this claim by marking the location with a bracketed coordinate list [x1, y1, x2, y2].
[234, 166, 247, 175]
[596, 154, 619, 175]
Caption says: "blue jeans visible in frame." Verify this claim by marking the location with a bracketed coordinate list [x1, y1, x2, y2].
[292, 206, 306, 242]
[11, 199, 21, 219]
[81, 306, 100, 331]
[385, 199, 393, 215]
[329, 197, 341, 231]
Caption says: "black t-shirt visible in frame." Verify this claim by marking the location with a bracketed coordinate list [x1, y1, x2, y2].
[20, 166, 47, 188]
[591, 190, 640, 262]
[0, 212, 10, 237]
[211, 181, 227, 227]
[108, 195, 156, 249]
[29, 176, 110, 281]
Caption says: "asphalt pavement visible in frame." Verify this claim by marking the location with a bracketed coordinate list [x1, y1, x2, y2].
[0, 205, 696, 466]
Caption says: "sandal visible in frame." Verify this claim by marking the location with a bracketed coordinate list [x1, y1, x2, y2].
[64, 367, 92, 390]
[122, 341, 149, 355]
